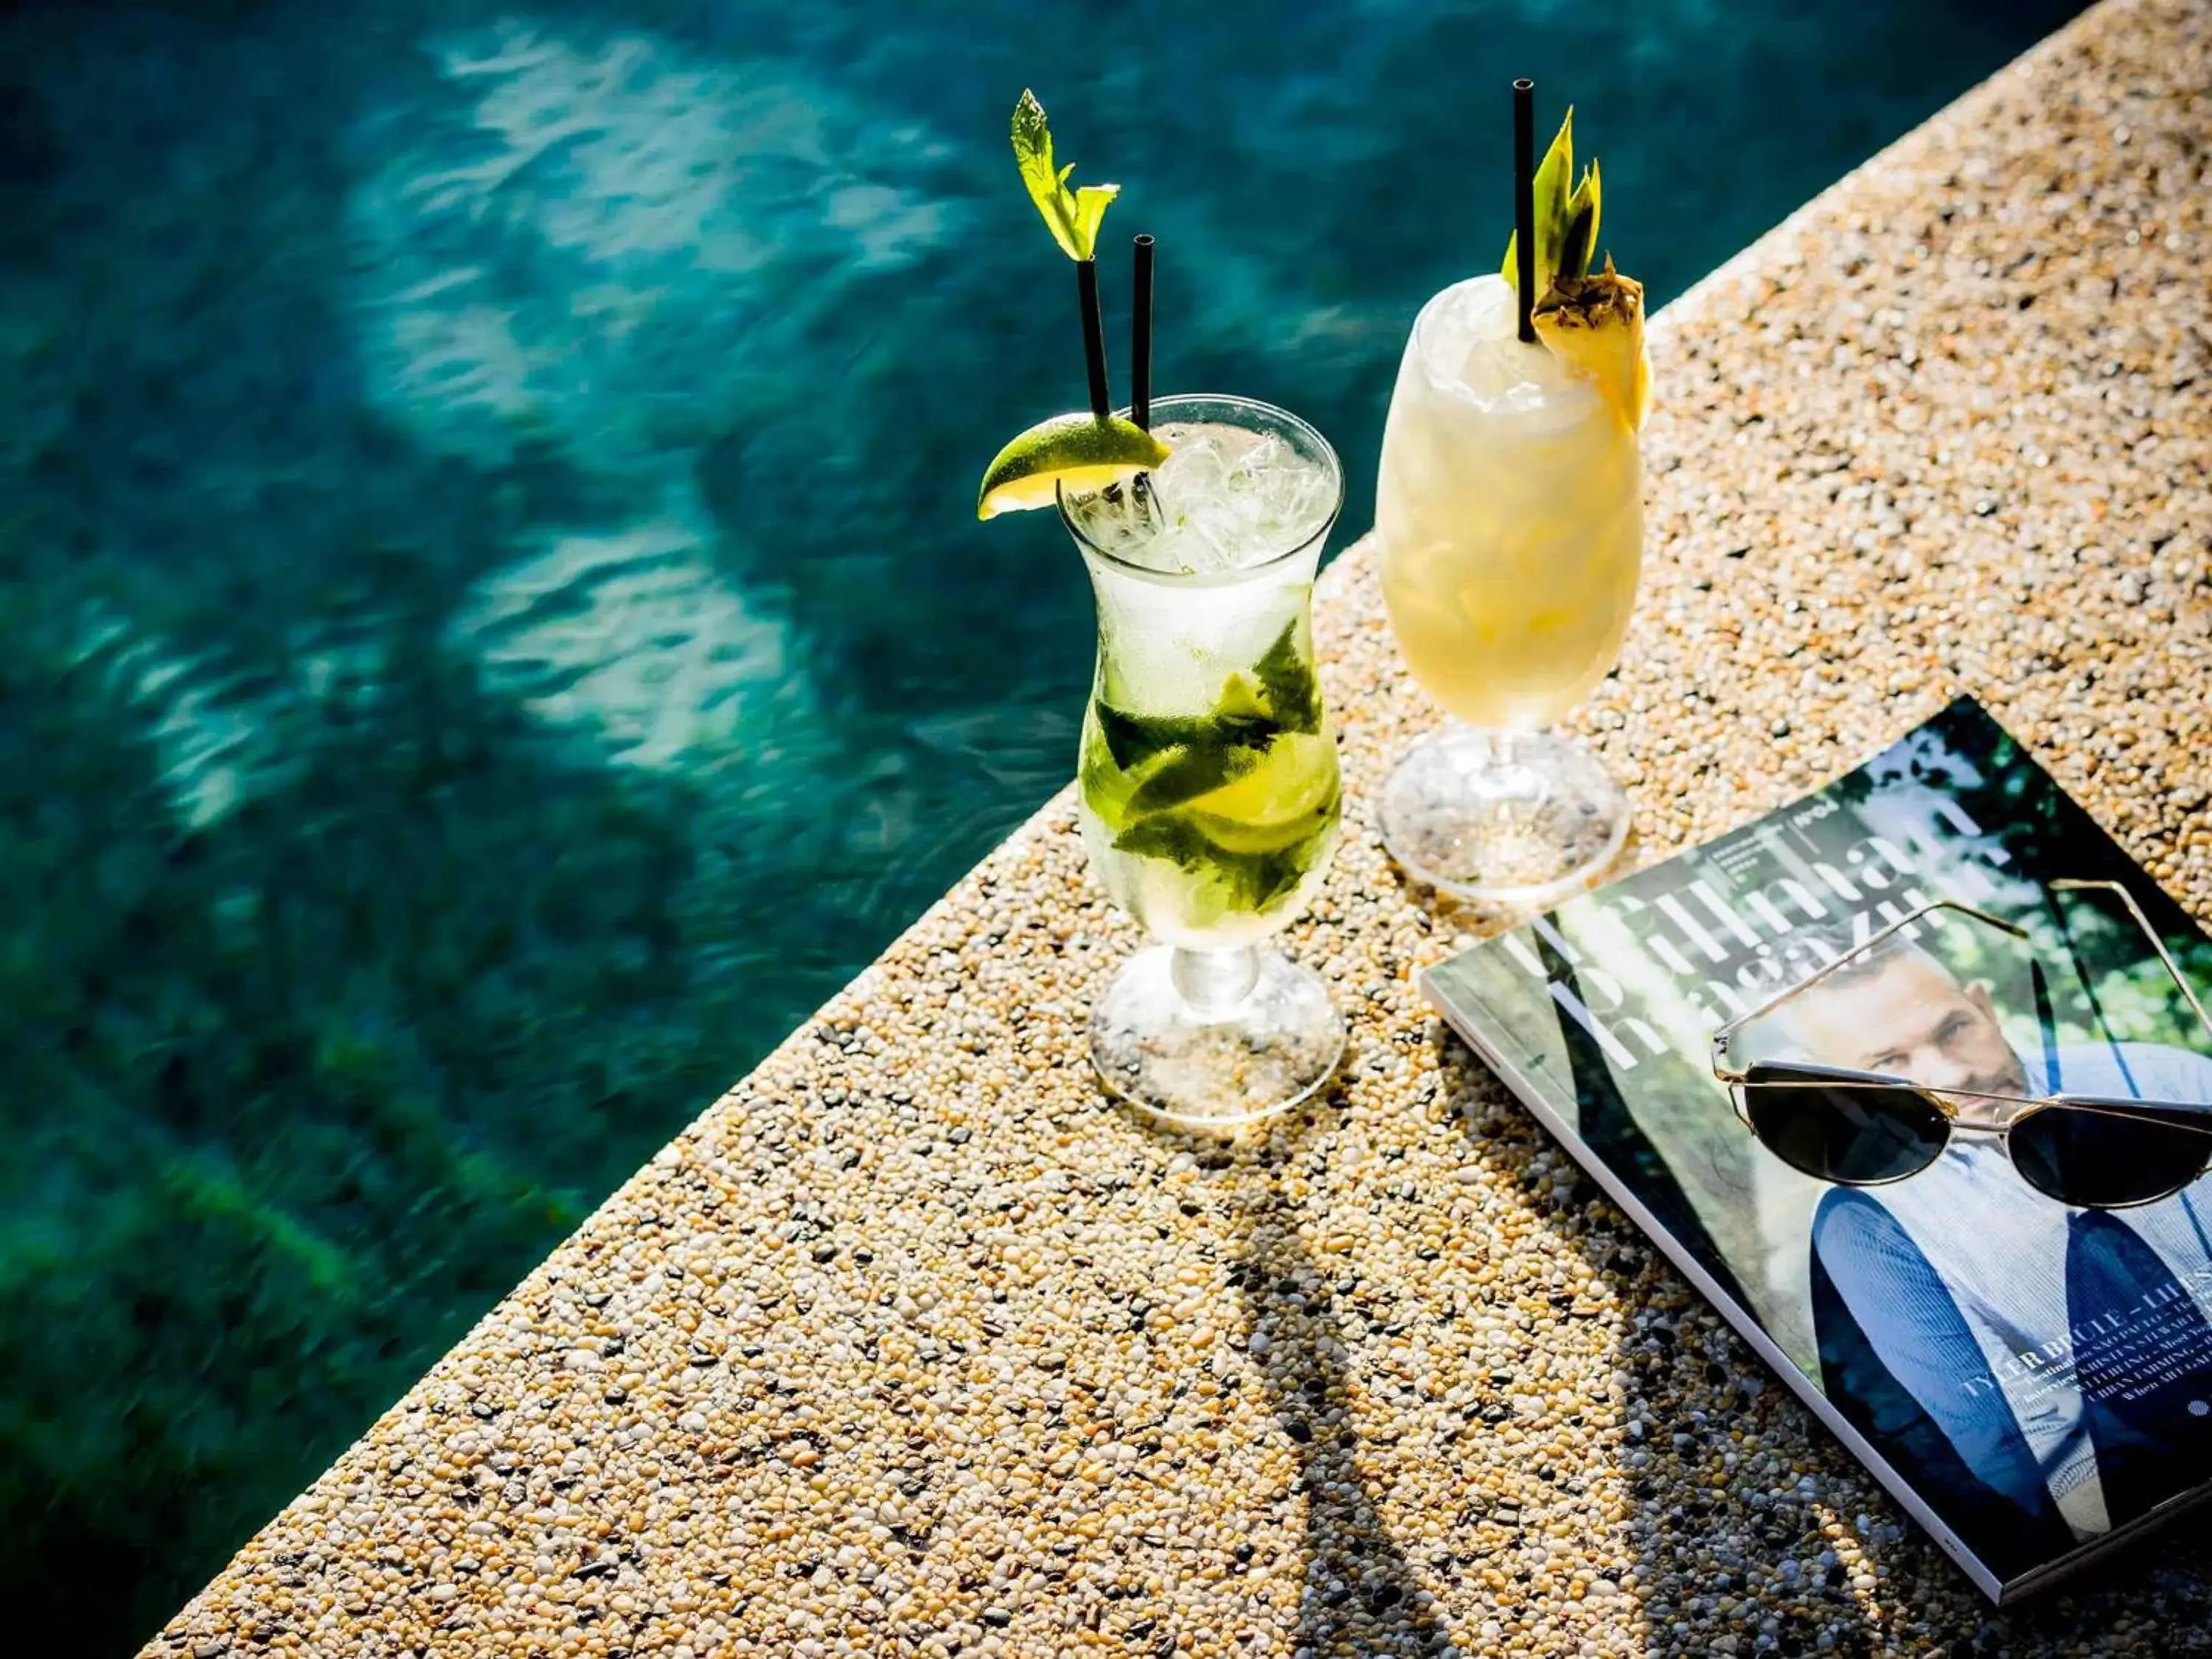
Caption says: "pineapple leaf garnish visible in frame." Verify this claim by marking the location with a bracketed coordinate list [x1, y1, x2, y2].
[1502, 108, 1601, 296]
[1012, 88, 1120, 262]
[1557, 159, 1600, 288]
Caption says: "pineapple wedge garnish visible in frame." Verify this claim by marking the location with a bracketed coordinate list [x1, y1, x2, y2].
[1502, 108, 1652, 432]
[1534, 257, 1650, 431]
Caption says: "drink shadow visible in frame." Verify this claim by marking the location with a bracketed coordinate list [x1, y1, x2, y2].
[1426, 1024, 1888, 1656]
[1152, 1102, 1453, 1656]
[1231, 1125, 1455, 1653]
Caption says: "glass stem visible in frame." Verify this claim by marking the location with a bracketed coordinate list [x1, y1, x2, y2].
[1170, 945, 1262, 1020]
[1467, 724, 1520, 771]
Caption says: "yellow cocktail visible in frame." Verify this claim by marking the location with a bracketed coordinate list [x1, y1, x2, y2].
[1375, 94, 1649, 905]
[1379, 274, 1642, 731]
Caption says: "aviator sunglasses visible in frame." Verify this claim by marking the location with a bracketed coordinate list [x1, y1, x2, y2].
[1710, 880, 2212, 1210]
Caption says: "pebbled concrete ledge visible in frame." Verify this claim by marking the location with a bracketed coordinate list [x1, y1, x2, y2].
[149, 0, 2211, 1652]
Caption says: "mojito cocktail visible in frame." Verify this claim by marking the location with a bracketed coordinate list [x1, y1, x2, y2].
[1062, 395, 1346, 1126]
[974, 94, 1347, 1126]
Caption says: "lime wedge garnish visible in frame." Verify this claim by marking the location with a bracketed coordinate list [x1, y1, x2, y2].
[977, 412, 1172, 521]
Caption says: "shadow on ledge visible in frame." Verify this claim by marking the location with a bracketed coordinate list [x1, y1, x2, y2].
[1235, 1195, 1452, 1649]
[1200, 1100, 1453, 1658]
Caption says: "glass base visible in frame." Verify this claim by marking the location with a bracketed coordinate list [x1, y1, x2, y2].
[1089, 945, 1345, 1131]
[1378, 723, 1629, 908]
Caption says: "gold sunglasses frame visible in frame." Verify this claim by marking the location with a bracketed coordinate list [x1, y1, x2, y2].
[1708, 880, 2212, 1206]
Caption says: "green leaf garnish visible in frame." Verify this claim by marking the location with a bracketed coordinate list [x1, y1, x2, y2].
[1501, 108, 1601, 295]
[1012, 88, 1119, 262]
[1557, 159, 1600, 287]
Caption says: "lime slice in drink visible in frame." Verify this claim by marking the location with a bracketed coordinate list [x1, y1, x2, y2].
[1185, 797, 1338, 857]
[977, 412, 1172, 521]
[1180, 733, 1338, 852]
[1214, 672, 1271, 723]
[1080, 732, 1182, 824]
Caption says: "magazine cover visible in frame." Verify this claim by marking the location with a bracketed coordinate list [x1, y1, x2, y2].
[1425, 698, 2212, 1603]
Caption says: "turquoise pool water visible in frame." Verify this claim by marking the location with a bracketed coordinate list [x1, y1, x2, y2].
[0, 0, 2083, 1647]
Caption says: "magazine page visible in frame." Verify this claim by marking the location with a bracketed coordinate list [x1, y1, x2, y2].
[1425, 698, 2212, 1595]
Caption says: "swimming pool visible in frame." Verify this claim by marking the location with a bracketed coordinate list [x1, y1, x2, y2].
[0, 0, 2084, 1648]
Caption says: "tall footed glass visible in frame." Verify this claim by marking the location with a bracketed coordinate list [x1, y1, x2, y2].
[1060, 394, 1346, 1130]
[1376, 273, 1643, 907]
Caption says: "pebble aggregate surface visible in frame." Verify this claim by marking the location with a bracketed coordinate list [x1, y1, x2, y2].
[148, 1, 2211, 1654]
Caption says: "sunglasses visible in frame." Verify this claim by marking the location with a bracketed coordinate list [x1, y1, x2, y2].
[1711, 880, 2212, 1210]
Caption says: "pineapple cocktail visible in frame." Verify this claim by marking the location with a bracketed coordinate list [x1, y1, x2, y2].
[975, 97, 1348, 1128]
[1379, 271, 1642, 728]
[1376, 96, 1652, 906]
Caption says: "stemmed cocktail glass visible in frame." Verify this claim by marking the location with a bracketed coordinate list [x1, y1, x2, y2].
[1375, 84, 1650, 908]
[1061, 394, 1346, 1129]
[975, 94, 1349, 1127]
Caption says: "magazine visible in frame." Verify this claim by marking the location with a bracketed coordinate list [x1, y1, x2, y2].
[1424, 698, 2212, 1604]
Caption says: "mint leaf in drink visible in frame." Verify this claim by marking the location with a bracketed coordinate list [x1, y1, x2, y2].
[1238, 844, 1318, 913]
[1095, 702, 1273, 774]
[1012, 89, 1119, 263]
[1109, 813, 1324, 915]
[1108, 810, 1211, 869]
[1251, 620, 1323, 734]
[1094, 703, 1188, 772]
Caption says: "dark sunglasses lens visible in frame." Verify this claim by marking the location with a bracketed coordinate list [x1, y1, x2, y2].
[2008, 1101, 2212, 1208]
[1742, 1065, 1950, 1184]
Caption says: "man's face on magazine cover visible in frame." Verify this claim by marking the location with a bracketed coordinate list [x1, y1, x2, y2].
[1781, 952, 2031, 1098]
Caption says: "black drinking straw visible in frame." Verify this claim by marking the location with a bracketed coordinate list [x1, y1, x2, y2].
[1131, 234, 1155, 430]
[1512, 77, 1537, 344]
[1077, 259, 1111, 420]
